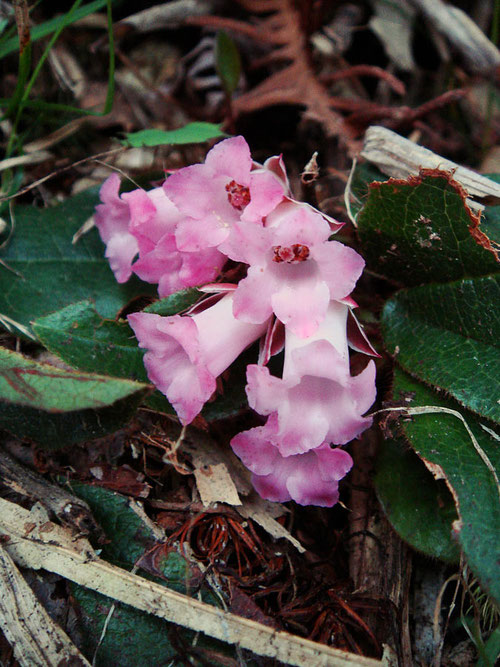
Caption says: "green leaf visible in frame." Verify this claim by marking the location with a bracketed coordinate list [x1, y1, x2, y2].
[72, 587, 182, 667]
[375, 437, 460, 563]
[69, 484, 233, 666]
[0, 188, 156, 338]
[69, 484, 161, 568]
[0, 0, 109, 60]
[0, 347, 150, 447]
[122, 123, 226, 148]
[32, 300, 175, 416]
[357, 171, 499, 286]
[32, 291, 202, 383]
[68, 483, 187, 665]
[143, 288, 201, 315]
[392, 369, 500, 605]
[33, 300, 148, 383]
[479, 625, 500, 667]
[215, 31, 241, 96]
[381, 275, 500, 423]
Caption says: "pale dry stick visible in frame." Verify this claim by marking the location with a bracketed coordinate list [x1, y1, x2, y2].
[481, 424, 500, 442]
[0, 544, 91, 666]
[0, 497, 381, 667]
[344, 157, 359, 228]
[431, 570, 462, 667]
[0, 151, 53, 172]
[92, 158, 142, 190]
[372, 406, 500, 501]
[0, 313, 35, 339]
[115, 0, 214, 33]
[0, 449, 96, 532]
[407, 0, 500, 75]
[23, 117, 88, 153]
[0, 147, 127, 202]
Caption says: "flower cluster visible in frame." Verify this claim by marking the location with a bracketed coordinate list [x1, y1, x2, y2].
[95, 136, 377, 507]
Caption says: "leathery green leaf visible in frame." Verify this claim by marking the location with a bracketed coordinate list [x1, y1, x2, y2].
[357, 170, 499, 286]
[0, 347, 150, 447]
[391, 369, 500, 605]
[381, 275, 500, 423]
[375, 437, 460, 563]
[122, 122, 226, 148]
[32, 296, 251, 421]
[0, 188, 156, 338]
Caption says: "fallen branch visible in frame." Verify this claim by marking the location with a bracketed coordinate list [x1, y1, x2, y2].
[0, 544, 90, 666]
[0, 497, 381, 666]
[0, 449, 98, 534]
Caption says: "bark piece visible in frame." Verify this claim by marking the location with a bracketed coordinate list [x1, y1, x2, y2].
[0, 448, 99, 536]
[0, 544, 90, 666]
[349, 434, 413, 666]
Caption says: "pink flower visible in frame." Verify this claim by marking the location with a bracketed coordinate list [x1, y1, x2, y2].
[127, 293, 269, 425]
[94, 173, 139, 282]
[94, 176, 226, 297]
[164, 136, 286, 252]
[125, 188, 226, 297]
[124, 185, 180, 255]
[244, 301, 376, 455]
[231, 416, 353, 506]
[223, 203, 365, 337]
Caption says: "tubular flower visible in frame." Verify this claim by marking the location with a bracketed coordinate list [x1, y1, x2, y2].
[231, 415, 354, 507]
[164, 136, 286, 252]
[128, 186, 225, 296]
[223, 204, 365, 337]
[240, 301, 377, 455]
[94, 173, 139, 282]
[127, 293, 269, 425]
[95, 175, 226, 297]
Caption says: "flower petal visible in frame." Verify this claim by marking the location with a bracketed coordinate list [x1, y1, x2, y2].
[244, 443, 353, 507]
[127, 312, 214, 425]
[230, 417, 280, 476]
[272, 279, 330, 338]
[205, 135, 252, 183]
[175, 214, 229, 251]
[242, 169, 286, 223]
[104, 232, 139, 283]
[285, 455, 341, 507]
[313, 240, 365, 301]
[232, 265, 277, 324]
[246, 364, 286, 415]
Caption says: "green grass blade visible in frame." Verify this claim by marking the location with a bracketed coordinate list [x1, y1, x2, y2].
[0, 0, 109, 60]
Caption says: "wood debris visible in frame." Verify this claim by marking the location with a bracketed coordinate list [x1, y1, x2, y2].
[0, 545, 90, 666]
[0, 497, 381, 667]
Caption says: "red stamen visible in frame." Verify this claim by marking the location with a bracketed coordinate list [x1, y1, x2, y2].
[272, 243, 310, 263]
[225, 180, 251, 210]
